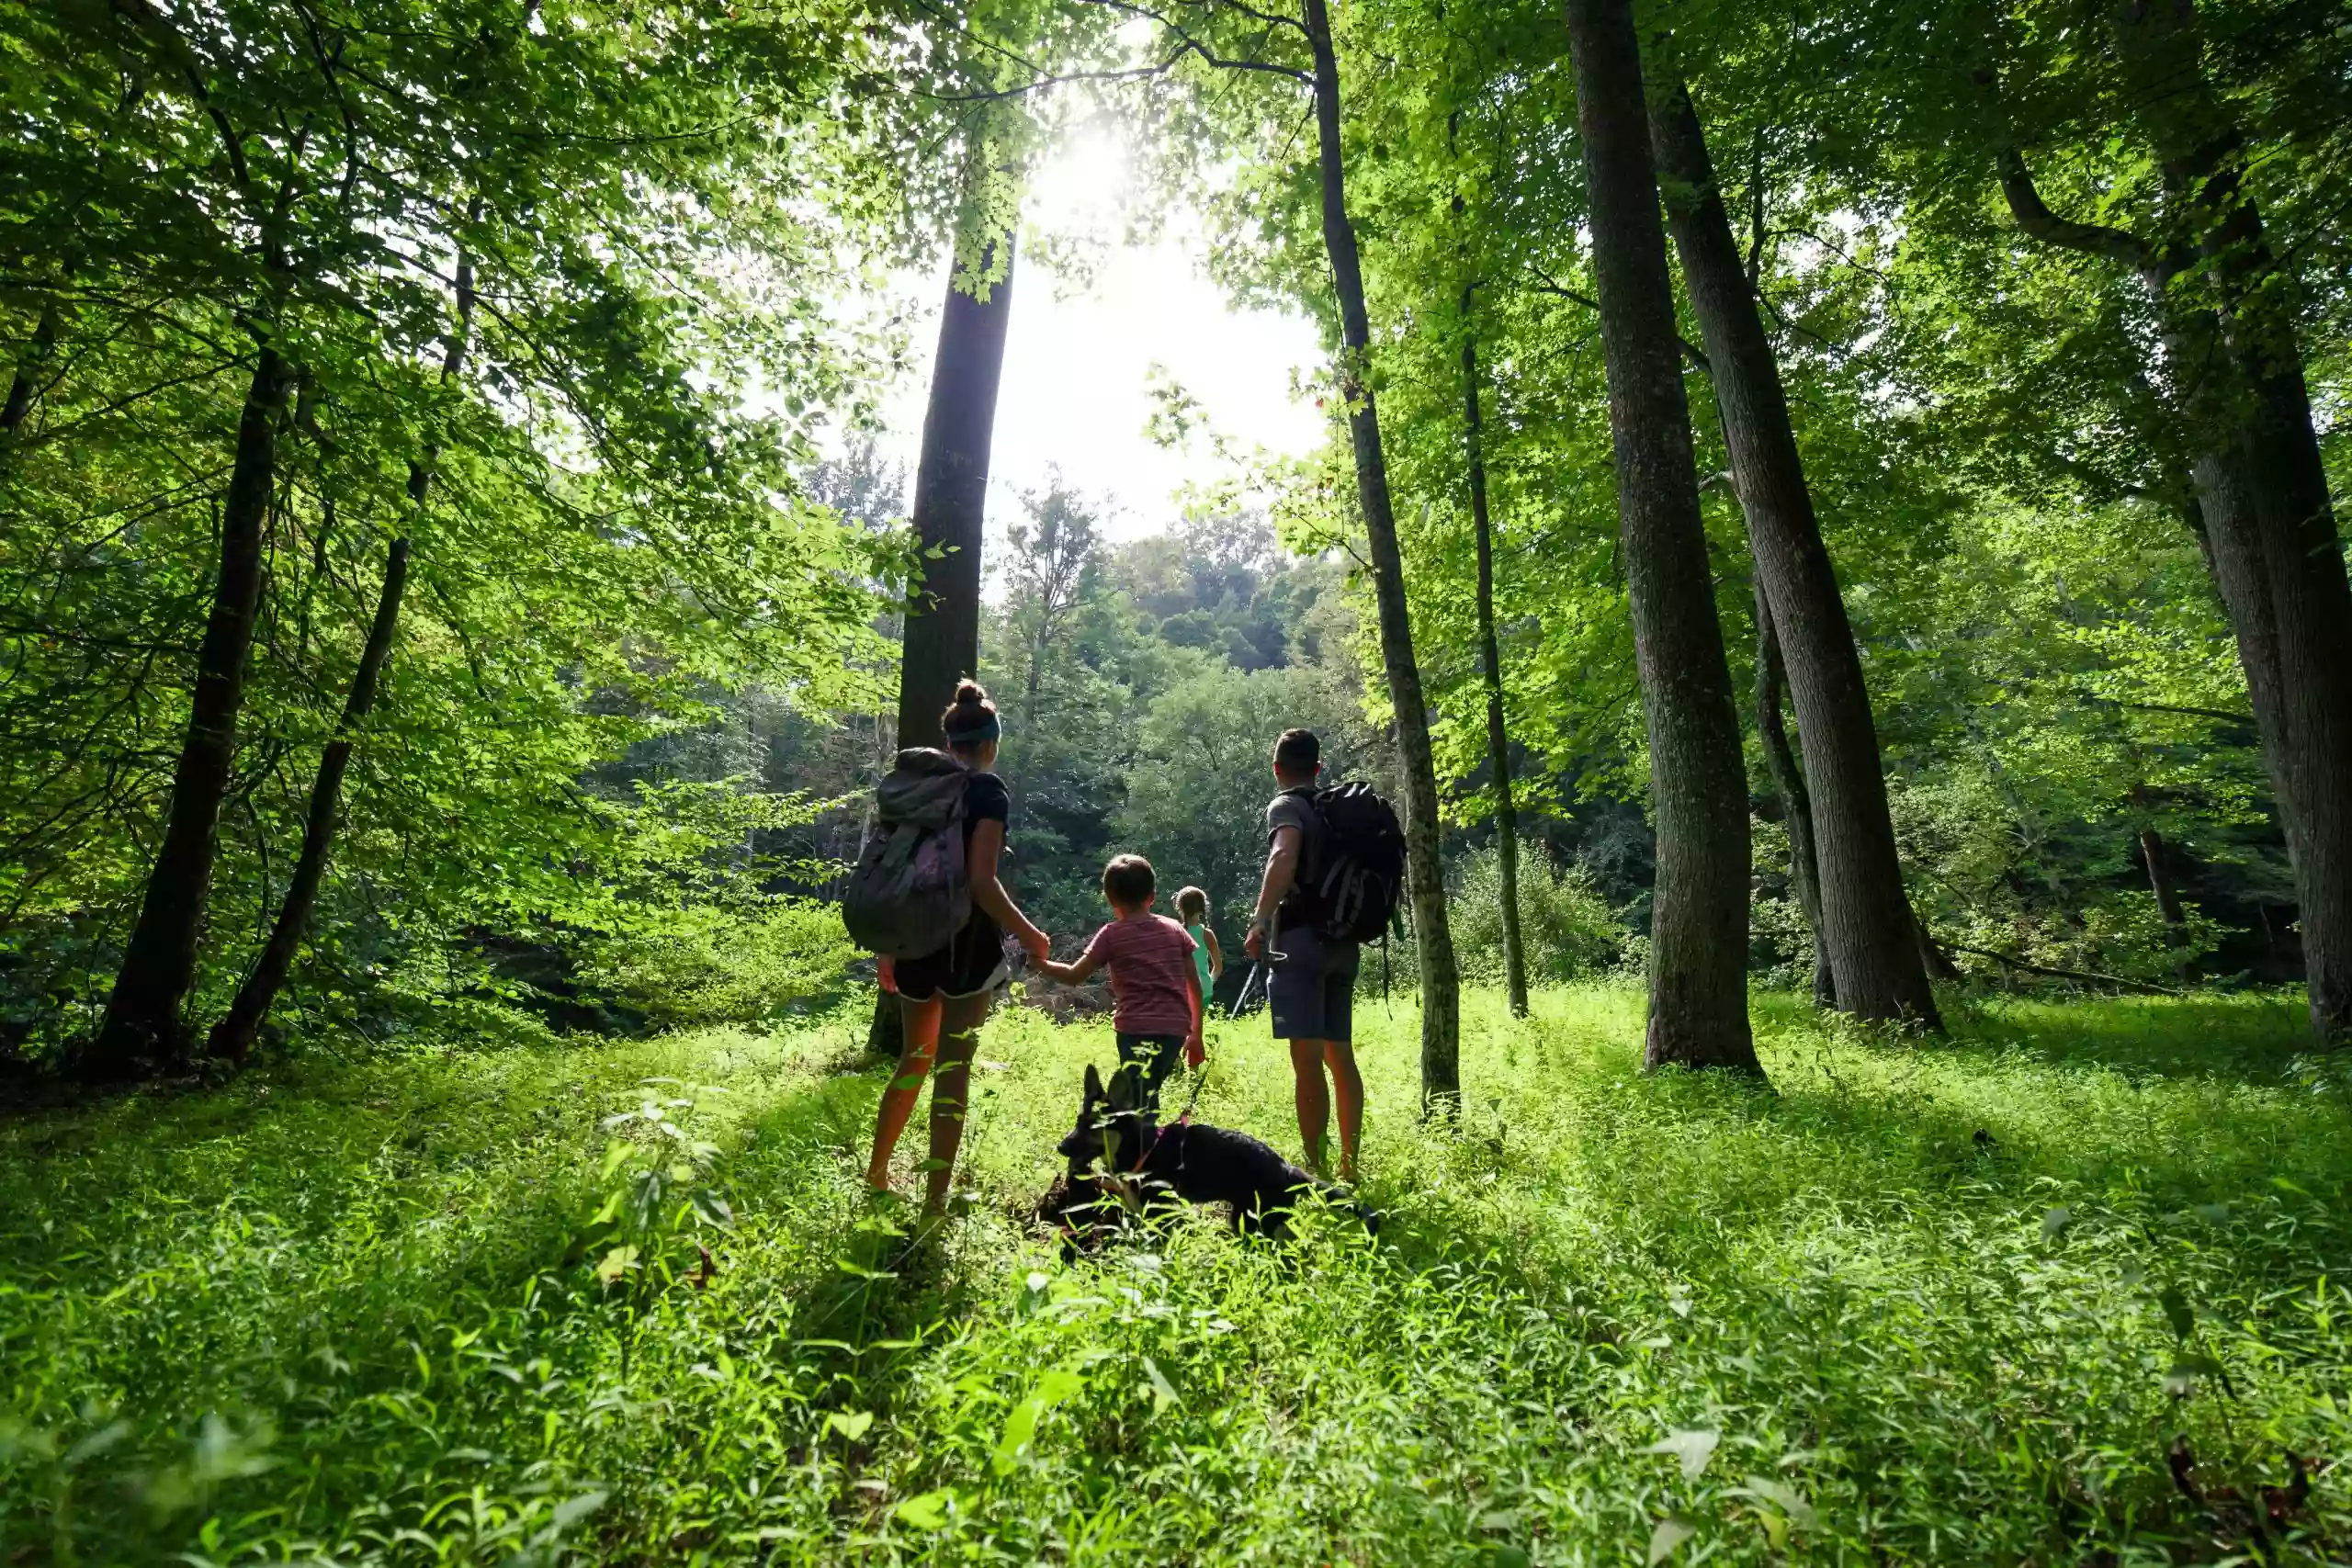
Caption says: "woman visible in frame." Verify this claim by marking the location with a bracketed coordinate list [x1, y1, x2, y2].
[866, 680, 1049, 1215]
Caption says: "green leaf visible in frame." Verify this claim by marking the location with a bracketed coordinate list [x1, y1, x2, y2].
[2041, 1205, 2072, 1238]
[550, 1489, 607, 1531]
[1647, 1518, 1695, 1565]
[825, 1409, 873, 1441]
[991, 1367, 1086, 1474]
[1738, 1475, 1818, 1529]
[1643, 1427, 1719, 1482]
[1142, 1356, 1178, 1414]
[2157, 1284, 2195, 1339]
[2164, 1352, 2222, 1397]
[594, 1245, 639, 1284]
[894, 1489, 951, 1530]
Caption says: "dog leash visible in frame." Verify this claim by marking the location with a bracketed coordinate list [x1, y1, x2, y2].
[1120, 1044, 1216, 1176]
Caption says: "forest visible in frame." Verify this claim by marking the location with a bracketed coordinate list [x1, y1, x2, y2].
[3, 0, 2349, 1561]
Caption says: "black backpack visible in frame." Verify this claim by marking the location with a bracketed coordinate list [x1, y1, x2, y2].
[1301, 782, 1406, 943]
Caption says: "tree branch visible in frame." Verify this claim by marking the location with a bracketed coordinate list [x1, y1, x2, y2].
[1996, 149, 2159, 274]
[1524, 265, 1711, 374]
[1937, 937, 2187, 997]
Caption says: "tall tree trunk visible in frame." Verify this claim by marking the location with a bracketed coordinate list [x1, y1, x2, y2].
[1913, 908, 1962, 982]
[866, 231, 1018, 1057]
[85, 344, 294, 1077]
[2138, 826, 2187, 923]
[2204, 240, 2352, 1043]
[2110, 0, 2352, 1043]
[1649, 78, 1939, 1030]
[1461, 291, 1528, 1018]
[1754, 580, 1835, 1008]
[897, 240, 1013, 750]
[2, 302, 58, 442]
[1302, 0, 1461, 1104]
[207, 248, 477, 1064]
[1564, 0, 1758, 1074]
[208, 539, 409, 1063]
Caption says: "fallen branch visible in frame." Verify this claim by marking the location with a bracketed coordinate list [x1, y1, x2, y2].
[1936, 939, 2187, 998]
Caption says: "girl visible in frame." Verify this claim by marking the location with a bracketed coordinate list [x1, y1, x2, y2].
[867, 681, 1050, 1215]
[1173, 886, 1223, 1064]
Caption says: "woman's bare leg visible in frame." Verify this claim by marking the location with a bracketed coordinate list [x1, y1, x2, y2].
[866, 995, 942, 1191]
[922, 992, 992, 1214]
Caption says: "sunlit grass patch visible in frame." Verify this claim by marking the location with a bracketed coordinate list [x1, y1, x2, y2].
[2, 987, 2346, 1563]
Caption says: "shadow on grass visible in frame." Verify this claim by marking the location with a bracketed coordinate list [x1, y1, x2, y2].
[1945, 991, 2324, 1083]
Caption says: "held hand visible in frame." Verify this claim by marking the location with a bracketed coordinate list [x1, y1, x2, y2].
[1242, 919, 1267, 959]
[1020, 928, 1051, 962]
[1184, 1032, 1204, 1068]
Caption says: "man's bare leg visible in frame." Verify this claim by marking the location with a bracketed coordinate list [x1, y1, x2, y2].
[1323, 1039, 1363, 1183]
[1289, 1036, 1333, 1175]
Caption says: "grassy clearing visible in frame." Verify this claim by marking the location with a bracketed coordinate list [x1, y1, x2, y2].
[2, 986, 2348, 1564]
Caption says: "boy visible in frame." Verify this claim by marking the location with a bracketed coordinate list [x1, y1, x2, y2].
[1036, 854, 1203, 1109]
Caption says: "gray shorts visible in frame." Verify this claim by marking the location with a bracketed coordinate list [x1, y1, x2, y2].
[1267, 926, 1359, 1043]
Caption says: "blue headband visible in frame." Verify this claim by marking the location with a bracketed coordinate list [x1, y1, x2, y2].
[944, 709, 1001, 745]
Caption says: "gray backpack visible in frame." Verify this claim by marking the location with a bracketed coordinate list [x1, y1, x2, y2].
[841, 748, 972, 958]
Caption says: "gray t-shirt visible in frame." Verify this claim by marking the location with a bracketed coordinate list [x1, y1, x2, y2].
[1265, 786, 1323, 931]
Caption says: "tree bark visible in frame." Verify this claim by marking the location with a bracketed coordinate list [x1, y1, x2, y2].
[867, 230, 1018, 1057]
[207, 539, 409, 1064]
[1754, 580, 1835, 1008]
[1564, 0, 1758, 1074]
[1649, 78, 1939, 1030]
[2, 302, 58, 441]
[1913, 908, 1962, 982]
[86, 344, 294, 1077]
[207, 247, 477, 1064]
[2109, 0, 2352, 1043]
[1303, 0, 1461, 1104]
[897, 239, 1013, 751]
[2138, 825, 2187, 927]
[1461, 292, 1528, 1018]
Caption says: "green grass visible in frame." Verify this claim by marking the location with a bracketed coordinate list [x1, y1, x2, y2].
[3, 986, 2348, 1565]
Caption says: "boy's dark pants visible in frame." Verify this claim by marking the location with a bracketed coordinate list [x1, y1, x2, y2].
[1114, 1032, 1184, 1109]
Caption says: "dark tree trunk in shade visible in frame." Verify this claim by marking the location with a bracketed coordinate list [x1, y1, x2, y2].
[1304, 0, 1461, 1103]
[1462, 293, 1528, 1018]
[1564, 0, 1758, 1074]
[897, 239, 1013, 751]
[1754, 580, 1835, 1009]
[208, 540, 410, 1063]
[867, 234, 1018, 1058]
[2138, 825, 2187, 928]
[1649, 78, 1939, 1031]
[1913, 910, 1962, 982]
[2, 302, 58, 441]
[2108, 0, 2352, 1042]
[208, 249, 478, 1064]
[2206, 275, 2352, 1043]
[86, 345, 294, 1077]
[2136, 822, 2199, 984]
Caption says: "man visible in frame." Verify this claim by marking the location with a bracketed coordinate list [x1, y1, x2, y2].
[1243, 728, 1363, 1183]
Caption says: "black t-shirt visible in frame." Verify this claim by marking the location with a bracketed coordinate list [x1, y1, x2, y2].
[1265, 785, 1322, 931]
[962, 770, 1011, 848]
[961, 770, 1011, 938]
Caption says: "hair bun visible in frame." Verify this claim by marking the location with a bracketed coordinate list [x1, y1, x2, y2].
[941, 678, 1000, 747]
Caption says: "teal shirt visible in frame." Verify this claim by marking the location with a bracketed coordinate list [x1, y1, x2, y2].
[1184, 922, 1213, 996]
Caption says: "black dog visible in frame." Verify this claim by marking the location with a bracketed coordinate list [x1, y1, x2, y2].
[1052, 1063, 1376, 1244]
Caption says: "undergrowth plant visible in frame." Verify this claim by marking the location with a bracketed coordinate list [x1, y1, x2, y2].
[1, 987, 2346, 1564]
